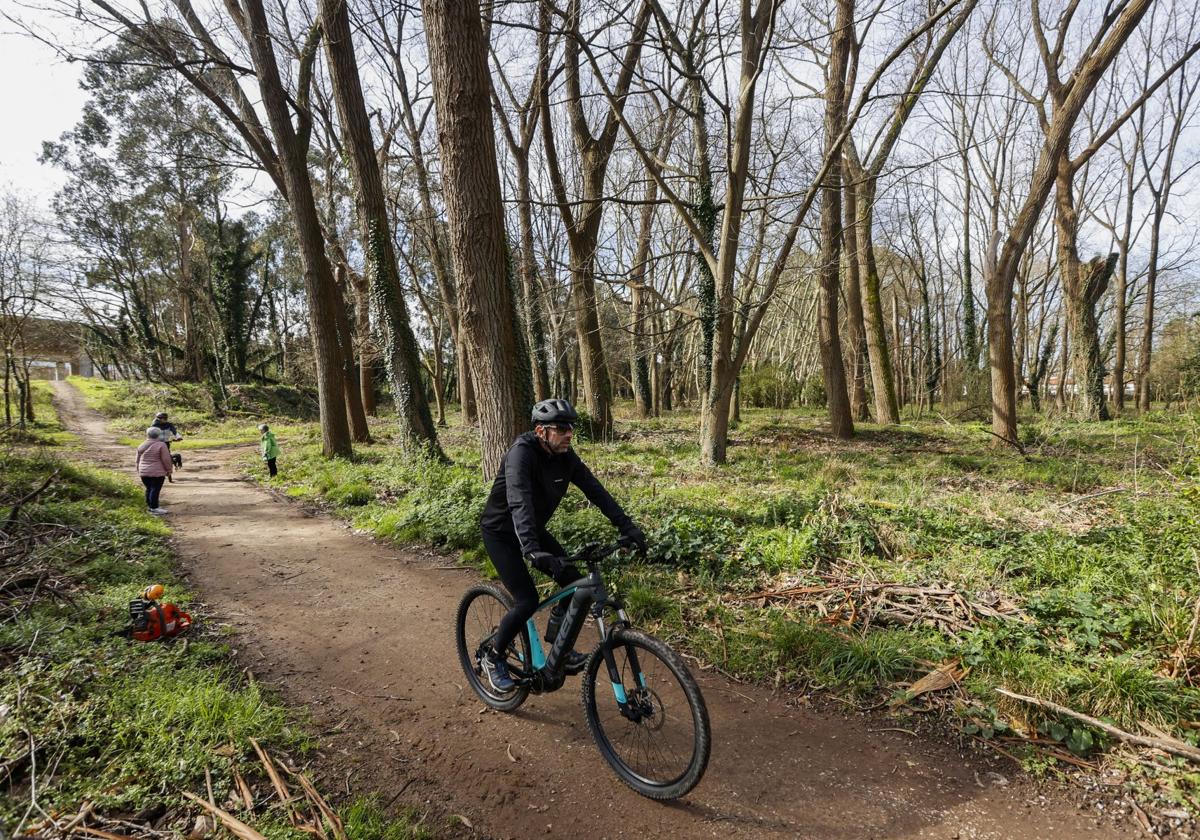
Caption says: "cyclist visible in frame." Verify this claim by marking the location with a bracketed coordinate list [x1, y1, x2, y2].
[478, 398, 646, 692]
[152, 411, 183, 469]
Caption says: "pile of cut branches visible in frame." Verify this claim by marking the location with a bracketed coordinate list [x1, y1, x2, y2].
[731, 569, 1026, 640]
[19, 739, 358, 840]
[0, 468, 74, 626]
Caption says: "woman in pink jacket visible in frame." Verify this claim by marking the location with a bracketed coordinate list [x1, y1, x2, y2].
[136, 427, 174, 514]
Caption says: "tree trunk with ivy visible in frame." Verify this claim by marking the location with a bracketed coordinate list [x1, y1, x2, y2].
[321, 0, 442, 454]
[242, 0, 351, 457]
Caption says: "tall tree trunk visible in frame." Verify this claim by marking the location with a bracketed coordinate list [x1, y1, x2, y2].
[852, 179, 900, 424]
[629, 167, 658, 419]
[515, 157, 552, 400]
[985, 0, 1155, 444]
[178, 211, 204, 381]
[1055, 156, 1111, 420]
[322, 0, 442, 453]
[392, 52, 476, 425]
[818, 0, 855, 440]
[960, 148, 980, 386]
[569, 257, 613, 434]
[423, 0, 532, 477]
[1112, 147, 1135, 412]
[333, 264, 372, 442]
[242, 0, 351, 457]
[1056, 320, 1069, 410]
[842, 159, 870, 420]
[696, 0, 776, 463]
[1136, 220, 1161, 411]
[539, 0, 652, 440]
[345, 267, 377, 415]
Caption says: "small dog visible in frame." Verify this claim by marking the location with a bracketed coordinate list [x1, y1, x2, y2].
[171, 453, 183, 469]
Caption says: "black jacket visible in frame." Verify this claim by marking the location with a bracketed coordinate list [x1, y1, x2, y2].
[152, 419, 179, 447]
[480, 431, 634, 555]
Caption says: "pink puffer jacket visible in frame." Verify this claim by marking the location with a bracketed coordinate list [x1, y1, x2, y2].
[136, 439, 174, 477]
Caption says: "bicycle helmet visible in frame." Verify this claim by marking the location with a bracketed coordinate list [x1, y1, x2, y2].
[155, 411, 168, 420]
[531, 398, 577, 426]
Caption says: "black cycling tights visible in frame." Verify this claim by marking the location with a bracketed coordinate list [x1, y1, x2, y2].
[483, 529, 581, 657]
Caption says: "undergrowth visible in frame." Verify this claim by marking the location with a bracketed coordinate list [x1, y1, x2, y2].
[0, 449, 433, 838]
[83, 380, 1200, 809]
[68, 376, 306, 449]
[0, 380, 75, 447]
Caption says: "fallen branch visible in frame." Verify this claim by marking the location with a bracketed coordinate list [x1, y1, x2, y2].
[182, 791, 269, 840]
[74, 826, 136, 840]
[293, 772, 349, 840]
[996, 688, 1200, 763]
[2, 469, 61, 534]
[250, 738, 299, 826]
[232, 764, 255, 812]
[1059, 486, 1130, 507]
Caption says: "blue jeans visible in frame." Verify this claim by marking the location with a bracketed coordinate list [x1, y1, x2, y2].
[141, 475, 165, 509]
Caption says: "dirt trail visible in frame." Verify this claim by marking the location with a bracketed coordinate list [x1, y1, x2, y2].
[52, 381, 1137, 840]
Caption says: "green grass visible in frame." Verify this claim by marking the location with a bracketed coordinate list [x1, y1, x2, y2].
[69, 376, 307, 448]
[0, 380, 76, 446]
[81, 380, 1200, 805]
[0, 446, 434, 836]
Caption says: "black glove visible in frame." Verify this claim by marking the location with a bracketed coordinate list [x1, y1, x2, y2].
[618, 525, 647, 554]
[526, 550, 565, 578]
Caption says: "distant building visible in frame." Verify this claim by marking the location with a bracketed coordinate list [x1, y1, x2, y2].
[3, 316, 93, 380]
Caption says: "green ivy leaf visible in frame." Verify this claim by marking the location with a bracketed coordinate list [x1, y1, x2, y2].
[1066, 728, 1094, 757]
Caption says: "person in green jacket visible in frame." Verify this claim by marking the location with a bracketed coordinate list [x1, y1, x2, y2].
[259, 424, 279, 477]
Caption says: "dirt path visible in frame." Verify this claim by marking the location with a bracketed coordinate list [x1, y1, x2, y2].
[52, 381, 1139, 840]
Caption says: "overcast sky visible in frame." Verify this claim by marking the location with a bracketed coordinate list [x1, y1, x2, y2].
[0, 25, 86, 204]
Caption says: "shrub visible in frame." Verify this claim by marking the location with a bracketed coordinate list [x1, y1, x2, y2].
[740, 364, 802, 409]
[327, 481, 374, 506]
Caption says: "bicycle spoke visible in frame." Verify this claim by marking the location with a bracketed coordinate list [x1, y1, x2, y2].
[592, 638, 698, 786]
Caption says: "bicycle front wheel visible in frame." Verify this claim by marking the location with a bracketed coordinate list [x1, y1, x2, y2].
[455, 583, 530, 712]
[581, 628, 711, 799]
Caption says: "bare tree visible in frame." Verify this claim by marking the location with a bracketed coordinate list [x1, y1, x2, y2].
[844, 0, 978, 425]
[423, 0, 533, 476]
[1136, 52, 1200, 409]
[539, 0, 653, 439]
[321, 0, 443, 454]
[981, 0, 1164, 445]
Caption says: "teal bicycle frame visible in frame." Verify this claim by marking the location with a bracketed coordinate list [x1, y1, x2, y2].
[511, 545, 648, 715]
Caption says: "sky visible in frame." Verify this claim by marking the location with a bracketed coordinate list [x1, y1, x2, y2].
[0, 22, 87, 205]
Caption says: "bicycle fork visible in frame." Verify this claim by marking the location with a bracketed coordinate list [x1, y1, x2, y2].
[594, 607, 653, 723]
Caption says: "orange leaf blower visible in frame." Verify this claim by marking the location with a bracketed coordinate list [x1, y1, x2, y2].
[128, 584, 192, 641]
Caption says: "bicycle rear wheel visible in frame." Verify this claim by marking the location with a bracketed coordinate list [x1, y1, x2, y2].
[581, 628, 710, 799]
[455, 583, 530, 711]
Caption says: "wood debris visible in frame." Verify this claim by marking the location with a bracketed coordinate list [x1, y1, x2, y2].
[889, 661, 967, 707]
[732, 570, 1025, 639]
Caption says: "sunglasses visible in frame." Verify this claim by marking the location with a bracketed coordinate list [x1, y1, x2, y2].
[542, 423, 574, 432]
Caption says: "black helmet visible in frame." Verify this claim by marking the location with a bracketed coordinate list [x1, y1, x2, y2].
[531, 398, 577, 425]
[155, 411, 168, 420]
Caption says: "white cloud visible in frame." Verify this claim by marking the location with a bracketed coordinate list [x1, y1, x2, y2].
[0, 27, 87, 204]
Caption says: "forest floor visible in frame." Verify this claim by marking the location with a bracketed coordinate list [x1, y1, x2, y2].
[46, 379, 1152, 840]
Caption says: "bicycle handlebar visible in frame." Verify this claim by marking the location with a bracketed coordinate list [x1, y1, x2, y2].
[567, 541, 627, 565]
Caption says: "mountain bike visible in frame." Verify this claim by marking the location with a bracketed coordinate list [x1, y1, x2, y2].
[455, 542, 711, 800]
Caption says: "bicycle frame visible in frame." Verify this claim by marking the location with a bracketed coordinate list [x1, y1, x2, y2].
[511, 546, 649, 716]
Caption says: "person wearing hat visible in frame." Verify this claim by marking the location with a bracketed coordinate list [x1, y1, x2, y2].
[135, 426, 174, 514]
[476, 398, 647, 692]
[259, 423, 279, 477]
[151, 411, 183, 468]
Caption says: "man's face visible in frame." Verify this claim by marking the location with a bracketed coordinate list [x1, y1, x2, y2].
[536, 422, 574, 454]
